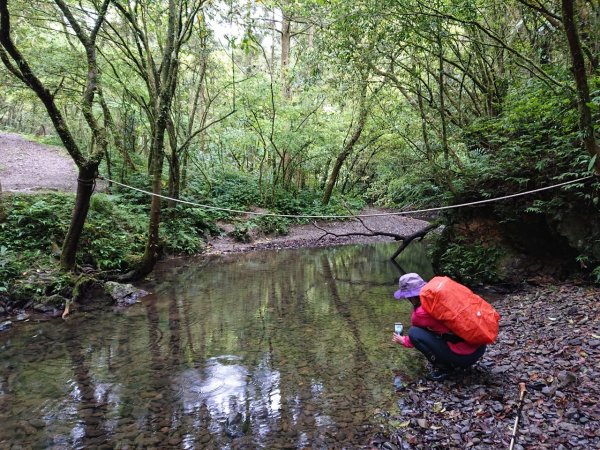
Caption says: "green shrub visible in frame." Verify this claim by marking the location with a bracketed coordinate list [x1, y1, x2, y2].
[0, 194, 70, 295]
[0, 245, 18, 293]
[90, 193, 115, 215]
[80, 202, 147, 270]
[437, 238, 502, 284]
[593, 265, 600, 284]
[161, 204, 219, 254]
[251, 215, 289, 236]
[3, 194, 71, 252]
[209, 171, 261, 210]
[229, 223, 254, 243]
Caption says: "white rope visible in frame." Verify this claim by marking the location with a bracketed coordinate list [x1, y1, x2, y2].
[97, 175, 594, 220]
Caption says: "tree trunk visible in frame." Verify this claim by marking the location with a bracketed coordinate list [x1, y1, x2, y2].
[167, 118, 180, 207]
[130, 124, 167, 279]
[562, 0, 600, 174]
[60, 165, 98, 269]
[122, 0, 180, 280]
[437, 28, 451, 173]
[322, 87, 369, 205]
[281, 12, 292, 99]
[320, 158, 331, 190]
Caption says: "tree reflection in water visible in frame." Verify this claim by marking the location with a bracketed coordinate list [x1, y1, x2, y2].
[0, 241, 433, 448]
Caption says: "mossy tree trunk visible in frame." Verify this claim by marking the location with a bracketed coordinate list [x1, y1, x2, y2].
[113, 0, 205, 280]
[562, 0, 600, 174]
[0, 0, 110, 270]
[322, 84, 369, 205]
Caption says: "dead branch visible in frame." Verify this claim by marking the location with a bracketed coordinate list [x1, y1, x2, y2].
[390, 223, 439, 260]
[312, 215, 440, 261]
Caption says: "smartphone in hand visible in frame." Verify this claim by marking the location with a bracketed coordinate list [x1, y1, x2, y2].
[394, 322, 403, 335]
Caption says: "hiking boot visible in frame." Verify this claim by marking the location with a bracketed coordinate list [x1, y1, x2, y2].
[425, 366, 450, 382]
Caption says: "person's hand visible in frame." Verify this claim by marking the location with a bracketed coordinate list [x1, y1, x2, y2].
[392, 333, 409, 347]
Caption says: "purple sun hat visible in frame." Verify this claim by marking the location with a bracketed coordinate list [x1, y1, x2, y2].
[394, 273, 427, 299]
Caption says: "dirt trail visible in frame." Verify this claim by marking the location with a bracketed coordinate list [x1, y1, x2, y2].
[0, 133, 78, 193]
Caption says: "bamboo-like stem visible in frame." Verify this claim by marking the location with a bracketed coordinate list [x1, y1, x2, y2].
[508, 382, 527, 450]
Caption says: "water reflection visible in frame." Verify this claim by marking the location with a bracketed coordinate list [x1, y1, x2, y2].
[0, 241, 433, 449]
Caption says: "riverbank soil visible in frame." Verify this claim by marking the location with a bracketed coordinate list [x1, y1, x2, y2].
[206, 207, 432, 255]
[374, 282, 599, 449]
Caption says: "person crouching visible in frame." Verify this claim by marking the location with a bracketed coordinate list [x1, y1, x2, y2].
[392, 273, 486, 381]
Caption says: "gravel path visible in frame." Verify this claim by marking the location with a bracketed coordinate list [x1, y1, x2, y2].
[0, 133, 78, 192]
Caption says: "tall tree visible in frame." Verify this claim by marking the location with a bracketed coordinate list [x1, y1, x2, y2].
[321, 83, 371, 205]
[109, 0, 206, 279]
[0, 0, 111, 270]
[561, 0, 600, 174]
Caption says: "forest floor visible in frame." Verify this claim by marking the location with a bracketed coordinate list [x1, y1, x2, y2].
[1, 132, 599, 449]
[373, 282, 600, 450]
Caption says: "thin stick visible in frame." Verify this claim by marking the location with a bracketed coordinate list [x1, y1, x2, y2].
[508, 382, 527, 450]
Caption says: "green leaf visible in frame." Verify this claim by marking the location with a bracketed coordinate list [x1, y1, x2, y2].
[587, 154, 597, 173]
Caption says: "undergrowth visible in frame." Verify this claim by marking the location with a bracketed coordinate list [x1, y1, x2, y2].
[0, 178, 365, 303]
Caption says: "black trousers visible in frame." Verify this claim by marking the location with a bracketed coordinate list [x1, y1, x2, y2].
[408, 326, 486, 370]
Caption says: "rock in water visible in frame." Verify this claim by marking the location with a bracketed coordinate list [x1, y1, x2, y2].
[225, 412, 246, 438]
[104, 281, 150, 306]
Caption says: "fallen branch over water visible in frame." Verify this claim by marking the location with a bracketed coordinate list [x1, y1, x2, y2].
[313, 218, 439, 261]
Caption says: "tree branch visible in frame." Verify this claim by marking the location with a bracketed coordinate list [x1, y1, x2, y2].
[312, 206, 440, 260]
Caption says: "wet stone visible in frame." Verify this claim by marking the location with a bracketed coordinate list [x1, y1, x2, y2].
[94, 444, 114, 450]
[83, 416, 102, 427]
[197, 432, 212, 445]
[18, 420, 36, 435]
[85, 427, 105, 438]
[0, 320, 12, 331]
[29, 419, 46, 429]
[79, 408, 96, 418]
[168, 436, 182, 446]
[33, 303, 53, 313]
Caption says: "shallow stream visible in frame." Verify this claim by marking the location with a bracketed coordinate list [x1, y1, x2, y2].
[0, 242, 433, 449]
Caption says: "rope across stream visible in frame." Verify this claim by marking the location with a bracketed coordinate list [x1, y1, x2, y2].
[96, 175, 594, 219]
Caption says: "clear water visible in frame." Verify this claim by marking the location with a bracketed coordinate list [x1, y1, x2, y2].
[0, 242, 433, 449]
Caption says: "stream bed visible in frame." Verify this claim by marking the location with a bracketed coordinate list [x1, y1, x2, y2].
[0, 242, 434, 449]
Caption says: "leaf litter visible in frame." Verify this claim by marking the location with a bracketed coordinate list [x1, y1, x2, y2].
[370, 282, 600, 449]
